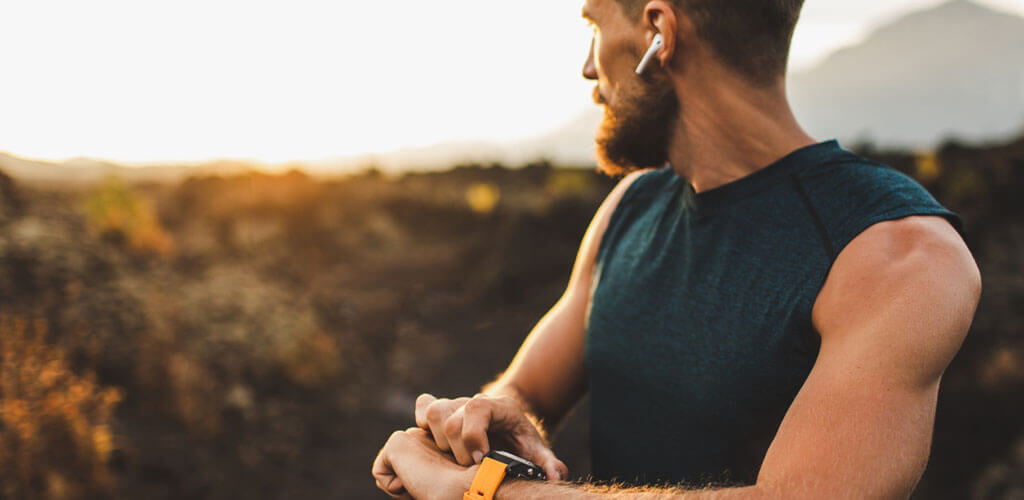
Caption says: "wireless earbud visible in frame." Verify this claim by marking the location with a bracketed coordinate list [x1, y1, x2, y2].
[635, 33, 664, 75]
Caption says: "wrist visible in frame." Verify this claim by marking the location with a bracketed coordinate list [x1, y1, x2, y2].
[455, 464, 479, 499]
[462, 466, 519, 500]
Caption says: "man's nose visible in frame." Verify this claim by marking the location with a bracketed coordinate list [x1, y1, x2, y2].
[582, 38, 598, 80]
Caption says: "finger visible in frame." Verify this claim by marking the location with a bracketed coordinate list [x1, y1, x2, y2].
[371, 442, 392, 481]
[405, 426, 430, 439]
[414, 393, 436, 429]
[375, 476, 405, 498]
[372, 436, 407, 496]
[445, 407, 474, 466]
[425, 397, 470, 452]
[425, 399, 455, 451]
[480, 396, 542, 453]
[460, 398, 493, 464]
[405, 427, 462, 467]
[529, 445, 569, 482]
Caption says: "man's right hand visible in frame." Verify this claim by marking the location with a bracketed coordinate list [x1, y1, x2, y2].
[414, 393, 568, 481]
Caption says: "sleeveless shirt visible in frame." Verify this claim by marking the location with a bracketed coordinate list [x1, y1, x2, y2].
[583, 139, 964, 487]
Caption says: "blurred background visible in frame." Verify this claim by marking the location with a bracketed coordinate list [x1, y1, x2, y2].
[0, 0, 1022, 498]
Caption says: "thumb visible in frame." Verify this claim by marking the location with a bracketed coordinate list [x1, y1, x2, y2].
[527, 444, 568, 482]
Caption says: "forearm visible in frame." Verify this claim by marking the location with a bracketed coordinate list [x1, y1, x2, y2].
[496, 480, 764, 500]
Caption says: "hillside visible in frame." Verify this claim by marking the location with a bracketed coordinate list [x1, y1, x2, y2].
[789, 0, 1024, 146]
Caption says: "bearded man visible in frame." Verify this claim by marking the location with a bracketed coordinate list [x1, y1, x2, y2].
[372, 0, 982, 498]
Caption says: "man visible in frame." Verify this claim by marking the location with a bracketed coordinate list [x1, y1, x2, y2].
[373, 0, 982, 498]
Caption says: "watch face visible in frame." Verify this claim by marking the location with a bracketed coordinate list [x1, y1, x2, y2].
[487, 450, 547, 481]
[491, 450, 536, 467]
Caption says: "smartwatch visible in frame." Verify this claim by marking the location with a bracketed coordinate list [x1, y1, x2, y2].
[464, 450, 547, 500]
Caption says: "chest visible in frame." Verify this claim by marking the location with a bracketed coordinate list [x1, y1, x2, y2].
[583, 207, 826, 414]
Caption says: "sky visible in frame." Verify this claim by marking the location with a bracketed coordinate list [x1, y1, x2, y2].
[1, 0, 1022, 165]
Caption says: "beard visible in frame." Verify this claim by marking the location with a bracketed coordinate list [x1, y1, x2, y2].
[593, 73, 679, 177]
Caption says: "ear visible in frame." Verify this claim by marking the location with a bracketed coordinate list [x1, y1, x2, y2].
[642, 1, 681, 70]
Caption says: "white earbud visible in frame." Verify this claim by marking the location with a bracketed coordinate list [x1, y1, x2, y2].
[635, 33, 664, 75]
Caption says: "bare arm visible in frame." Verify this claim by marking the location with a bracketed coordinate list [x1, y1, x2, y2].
[405, 169, 654, 483]
[481, 168, 654, 430]
[487, 215, 982, 499]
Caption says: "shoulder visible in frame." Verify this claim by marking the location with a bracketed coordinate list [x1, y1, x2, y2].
[565, 167, 658, 291]
[594, 167, 659, 223]
[812, 214, 981, 381]
[794, 157, 965, 259]
[796, 156, 941, 210]
[586, 167, 658, 248]
[614, 167, 659, 195]
[813, 214, 980, 329]
[589, 166, 670, 239]
[796, 154, 913, 187]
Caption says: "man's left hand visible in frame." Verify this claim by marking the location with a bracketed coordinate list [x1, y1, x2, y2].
[372, 427, 476, 500]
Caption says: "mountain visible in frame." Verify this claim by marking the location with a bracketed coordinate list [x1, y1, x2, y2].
[788, 0, 1024, 147]
[0, 152, 260, 185]
[509, 111, 602, 166]
[0, 152, 129, 184]
[325, 141, 511, 173]
[316, 114, 605, 173]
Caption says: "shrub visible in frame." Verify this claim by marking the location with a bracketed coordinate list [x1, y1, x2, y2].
[0, 315, 121, 500]
[82, 176, 174, 257]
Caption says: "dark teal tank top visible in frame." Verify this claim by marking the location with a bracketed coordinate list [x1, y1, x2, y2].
[583, 140, 964, 487]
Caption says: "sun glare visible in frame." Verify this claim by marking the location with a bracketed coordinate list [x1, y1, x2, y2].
[0, 0, 1020, 165]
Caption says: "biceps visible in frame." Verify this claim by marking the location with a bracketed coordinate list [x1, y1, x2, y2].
[756, 344, 939, 500]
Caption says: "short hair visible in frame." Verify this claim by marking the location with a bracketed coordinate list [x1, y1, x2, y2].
[616, 0, 804, 86]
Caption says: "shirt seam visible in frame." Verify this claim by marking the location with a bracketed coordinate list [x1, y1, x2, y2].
[789, 173, 836, 260]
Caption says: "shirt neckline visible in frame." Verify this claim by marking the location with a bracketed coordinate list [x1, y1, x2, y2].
[667, 139, 843, 215]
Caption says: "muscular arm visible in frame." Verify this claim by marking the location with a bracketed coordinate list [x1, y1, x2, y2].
[489, 215, 982, 499]
[483, 168, 653, 432]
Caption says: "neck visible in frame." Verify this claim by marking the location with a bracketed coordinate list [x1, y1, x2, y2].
[666, 68, 816, 194]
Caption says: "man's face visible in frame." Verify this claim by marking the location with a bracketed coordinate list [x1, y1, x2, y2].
[582, 0, 679, 174]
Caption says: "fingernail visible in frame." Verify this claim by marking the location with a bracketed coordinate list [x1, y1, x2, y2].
[472, 451, 483, 464]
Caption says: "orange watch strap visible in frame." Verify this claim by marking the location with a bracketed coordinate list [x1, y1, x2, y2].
[463, 456, 508, 500]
